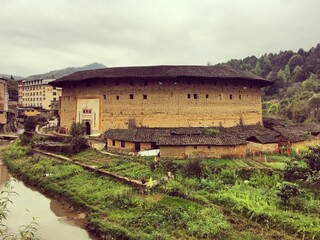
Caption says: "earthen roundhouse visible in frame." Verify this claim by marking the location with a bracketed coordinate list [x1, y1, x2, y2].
[51, 65, 272, 135]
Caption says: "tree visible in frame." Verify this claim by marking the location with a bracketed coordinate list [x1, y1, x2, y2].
[292, 65, 305, 82]
[288, 54, 303, 70]
[308, 94, 320, 120]
[302, 74, 320, 93]
[253, 61, 262, 76]
[69, 122, 87, 154]
[304, 146, 320, 172]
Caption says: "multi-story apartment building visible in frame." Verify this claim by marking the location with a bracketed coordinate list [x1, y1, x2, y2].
[18, 78, 62, 110]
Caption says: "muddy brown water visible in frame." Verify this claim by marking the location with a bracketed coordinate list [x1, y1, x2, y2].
[0, 156, 94, 239]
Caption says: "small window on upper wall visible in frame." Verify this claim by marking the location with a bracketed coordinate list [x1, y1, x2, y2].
[121, 141, 125, 148]
[187, 94, 191, 99]
[206, 94, 209, 99]
[143, 95, 147, 100]
[103, 94, 107, 100]
[194, 94, 198, 99]
[239, 94, 242, 100]
[219, 94, 223, 100]
[116, 96, 120, 100]
[112, 140, 115, 146]
[229, 94, 233, 100]
[129, 94, 134, 99]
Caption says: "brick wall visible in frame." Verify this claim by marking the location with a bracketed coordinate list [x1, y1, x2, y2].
[160, 144, 247, 159]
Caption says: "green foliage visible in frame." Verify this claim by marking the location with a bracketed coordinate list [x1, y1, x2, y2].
[304, 146, 320, 171]
[277, 182, 301, 203]
[68, 122, 87, 154]
[223, 43, 320, 123]
[3, 143, 31, 160]
[24, 116, 47, 132]
[69, 121, 85, 137]
[302, 73, 320, 93]
[19, 134, 32, 146]
[182, 159, 203, 179]
[203, 127, 219, 136]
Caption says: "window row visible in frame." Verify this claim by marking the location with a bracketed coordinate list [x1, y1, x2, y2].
[23, 97, 43, 101]
[103, 94, 147, 100]
[187, 94, 246, 100]
[23, 92, 43, 96]
[64, 80, 254, 88]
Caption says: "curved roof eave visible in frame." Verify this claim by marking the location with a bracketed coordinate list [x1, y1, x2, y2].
[49, 65, 272, 87]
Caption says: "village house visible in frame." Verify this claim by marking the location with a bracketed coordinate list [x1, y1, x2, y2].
[0, 78, 9, 125]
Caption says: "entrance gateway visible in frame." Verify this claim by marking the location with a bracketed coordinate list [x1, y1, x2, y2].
[85, 121, 91, 135]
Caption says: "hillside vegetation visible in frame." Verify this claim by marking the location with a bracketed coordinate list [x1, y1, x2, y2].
[220, 43, 320, 123]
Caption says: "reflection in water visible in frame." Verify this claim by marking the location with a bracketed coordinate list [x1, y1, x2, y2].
[0, 163, 93, 240]
[0, 161, 10, 185]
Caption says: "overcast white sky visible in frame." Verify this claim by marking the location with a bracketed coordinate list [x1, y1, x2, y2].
[1, 0, 320, 77]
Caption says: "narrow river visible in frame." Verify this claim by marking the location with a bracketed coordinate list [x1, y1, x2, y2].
[0, 157, 94, 239]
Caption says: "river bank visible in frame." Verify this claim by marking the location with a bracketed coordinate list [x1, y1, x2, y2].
[0, 153, 94, 239]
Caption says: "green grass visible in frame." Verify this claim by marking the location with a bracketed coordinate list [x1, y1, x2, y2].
[263, 162, 287, 170]
[5, 143, 320, 239]
[3, 143, 232, 239]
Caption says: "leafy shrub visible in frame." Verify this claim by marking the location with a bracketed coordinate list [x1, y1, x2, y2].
[160, 159, 178, 175]
[182, 159, 203, 179]
[284, 165, 310, 181]
[165, 179, 185, 197]
[278, 182, 301, 203]
[3, 143, 32, 160]
[218, 169, 236, 184]
[68, 122, 88, 154]
[19, 134, 32, 146]
[304, 146, 320, 171]
[24, 116, 47, 132]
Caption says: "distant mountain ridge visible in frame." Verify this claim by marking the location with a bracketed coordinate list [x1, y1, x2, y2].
[26, 62, 106, 80]
[0, 74, 24, 80]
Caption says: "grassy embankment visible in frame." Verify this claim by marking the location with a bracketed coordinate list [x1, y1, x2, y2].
[3, 143, 320, 239]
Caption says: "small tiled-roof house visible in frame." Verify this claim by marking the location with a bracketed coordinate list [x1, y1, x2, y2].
[104, 126, 280, 158]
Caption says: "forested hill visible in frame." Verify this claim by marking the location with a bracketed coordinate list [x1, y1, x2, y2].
[218, 43, 320, 123]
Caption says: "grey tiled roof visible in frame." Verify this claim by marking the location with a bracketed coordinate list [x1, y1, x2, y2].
[271, 124, 320, 142]
[105, 125, 281, 146]
[50, 65, 272, 87]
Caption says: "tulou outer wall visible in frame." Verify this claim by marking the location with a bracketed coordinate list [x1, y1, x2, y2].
[59, 78, 263, 133]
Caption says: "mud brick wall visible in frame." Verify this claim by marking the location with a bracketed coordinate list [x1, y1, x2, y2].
[60, 78, 263, 132]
